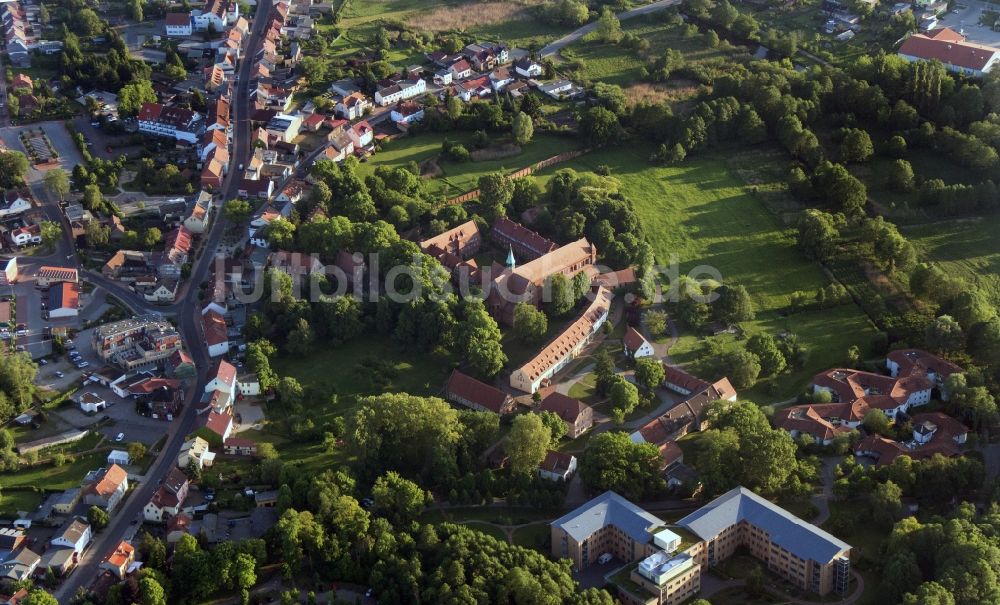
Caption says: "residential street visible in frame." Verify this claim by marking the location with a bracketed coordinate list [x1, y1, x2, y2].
[51, 0, 273, 599]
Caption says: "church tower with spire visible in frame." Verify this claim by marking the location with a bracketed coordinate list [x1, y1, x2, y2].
[505, 245, 516, 270]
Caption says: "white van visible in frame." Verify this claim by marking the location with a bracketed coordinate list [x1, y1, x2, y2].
[597, 553, 613, 565]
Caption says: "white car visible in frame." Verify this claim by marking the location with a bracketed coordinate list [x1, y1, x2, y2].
[597, 553, 613, 565]
[115, 432, 125, 442]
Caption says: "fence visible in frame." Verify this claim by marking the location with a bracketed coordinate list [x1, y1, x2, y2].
[438, 149, 590, 207]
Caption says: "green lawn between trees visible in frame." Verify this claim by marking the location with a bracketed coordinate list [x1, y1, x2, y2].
[357, 131, 582, 200]
[0, 451, 105, 516]
[904, 215, 1000, 307]
[534, 143, 878, 403]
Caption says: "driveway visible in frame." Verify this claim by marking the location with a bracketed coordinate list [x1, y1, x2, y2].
[540, 0, 682, 57]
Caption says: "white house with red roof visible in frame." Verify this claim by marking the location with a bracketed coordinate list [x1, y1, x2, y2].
[202, 309, 229, 357]
[349, 120, 374, 148]
[205, 359, 237, 398]
[898, 27, 1000, 77]
[623, 326, 654, 359]
[390, 101, 425, 125]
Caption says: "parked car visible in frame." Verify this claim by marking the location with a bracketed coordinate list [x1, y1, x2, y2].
[38, 359, 47, 365]
[597, 553, 613, 565]
[55, 371, 64, 378]
[76, 361, 89, 369]
[115, 432, 125, 442]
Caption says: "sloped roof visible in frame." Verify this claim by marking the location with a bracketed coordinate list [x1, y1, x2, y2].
[899, 30, 1000, 70]
[678, 487, 850, 564]
[89, 464, 128, 497]
[623, 326, 650, 353]
[551, 490, 664, 543]
[446, 369, 510, 413]
[539, 391, 588, 423]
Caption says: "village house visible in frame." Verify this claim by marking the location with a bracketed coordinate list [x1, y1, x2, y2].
[445, 369, 516, 415]
[202, 410, 234, 441]
[83, 464, 129, 512]
[99, 541, 135, 579]
[143, 467, 190, 523]
[489, 66, 514, 91]
[184, 191, 213, 234]
[390, 100, 425, 125]
[0, 190, 32, 218]
[374, 75, 426, 106]
[538, 391, 593, 438]
[49, 517, 91, 559]
[224, 437, 257, 456]
[0, 548, 39, 582]
[538, 450, 577, 482]
[335, 91, 371, 119]
[165, 12, 192, 36]
[514, 57, 543, 78]
[623, 326, 655, 359]
[178, 436, 216, 470]
[202, 309, 229, 358]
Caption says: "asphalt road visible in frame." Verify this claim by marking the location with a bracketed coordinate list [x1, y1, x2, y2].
[52, 0, 273, 599]
[539, 0, 682, 57]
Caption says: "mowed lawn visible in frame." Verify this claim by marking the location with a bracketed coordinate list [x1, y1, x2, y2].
[535, 144, 877, 402]
[360, 132, 581, 199]
[904, 215, 1000, 305]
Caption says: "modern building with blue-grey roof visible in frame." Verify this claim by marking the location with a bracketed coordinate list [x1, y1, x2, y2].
[677, 486, 852, 596]
[550, 491, 666, 569]
[552, 487, 853, 604]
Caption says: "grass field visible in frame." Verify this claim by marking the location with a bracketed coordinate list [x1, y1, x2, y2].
[272, 338, 453, 401]
[562, 19, 749, 88]
[0, 451, 105, 516]
[904, 215, 1000, 306]
[534, 143, 877, 402]
[339, 0, 563, 51]
[360, 132, 581, 199]
[264, 338, 454, 471]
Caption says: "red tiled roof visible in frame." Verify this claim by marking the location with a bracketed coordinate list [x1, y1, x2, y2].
[165, 12, 190, 26]
[210, 359, 237, 386]
[663, 365, 709, 393]
[491, 217, 558, 257]
[204, 410, 232, 437]
[539, 391, 588, 424]
[623, 326, 649, 353]
[202, 309, 228, 346]
[539, 450, 575, 474]
[446, 369, 511, 414]
[899, 31, 1000, 70]
[89, 464, 128, 498]
[105, 541, 133, 569]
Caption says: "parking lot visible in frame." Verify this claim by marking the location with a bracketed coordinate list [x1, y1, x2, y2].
[30, 327, 179, 448]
